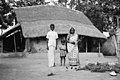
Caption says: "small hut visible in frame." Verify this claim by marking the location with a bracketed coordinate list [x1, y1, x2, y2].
[0, 23, 25, 53]
[101, 16, 120, 56]
[14, 5, 106, 53]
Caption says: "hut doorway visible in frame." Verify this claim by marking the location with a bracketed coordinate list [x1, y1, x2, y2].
[78, 36, 101, 53]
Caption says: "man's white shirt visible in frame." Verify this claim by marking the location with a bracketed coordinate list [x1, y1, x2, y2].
[46, 30, 58, 47]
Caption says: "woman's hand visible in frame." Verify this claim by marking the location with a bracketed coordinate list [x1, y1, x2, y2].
[70, 42, 75, 45]
[67, 41, 75, 45]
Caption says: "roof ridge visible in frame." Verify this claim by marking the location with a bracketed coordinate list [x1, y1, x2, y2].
[15, 5, 83, 14]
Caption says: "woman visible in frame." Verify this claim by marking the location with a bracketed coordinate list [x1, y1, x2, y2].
[67, 27, 80, 66]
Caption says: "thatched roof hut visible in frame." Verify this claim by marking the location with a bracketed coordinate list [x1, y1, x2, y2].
[14, 5, 106, 53]
[14, 5, 106, 39]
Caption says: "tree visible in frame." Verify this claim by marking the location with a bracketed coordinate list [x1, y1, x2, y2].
[66, 0, 120, 32]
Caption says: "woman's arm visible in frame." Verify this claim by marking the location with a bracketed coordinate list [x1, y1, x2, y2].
[75, 34, 79, 45]
[67, 34, 70, 43]
[71, 34, 78, 45]
[67, 34, 76, 44]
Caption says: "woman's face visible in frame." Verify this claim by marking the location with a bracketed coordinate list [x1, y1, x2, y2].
[70, 28, 75, 34]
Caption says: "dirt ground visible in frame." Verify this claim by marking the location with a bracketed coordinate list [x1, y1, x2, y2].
[0, 52, 120, 80]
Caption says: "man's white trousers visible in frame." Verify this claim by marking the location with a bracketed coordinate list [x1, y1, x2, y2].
[48, 46, 55, 67]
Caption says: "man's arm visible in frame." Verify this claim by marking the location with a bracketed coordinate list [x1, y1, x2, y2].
[46, 33, 49, 50]
[46, 39, 49, 50]
[56, 33, 58, 50]
[56, 38, 58, 50]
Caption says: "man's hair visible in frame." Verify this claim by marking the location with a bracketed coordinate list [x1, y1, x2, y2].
[50, 24, 55, 27]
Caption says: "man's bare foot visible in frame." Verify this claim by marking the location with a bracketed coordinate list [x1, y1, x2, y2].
[47, 73, 55, 76]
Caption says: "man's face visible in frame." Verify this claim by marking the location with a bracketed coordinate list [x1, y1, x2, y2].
[50, 26, 55, 31]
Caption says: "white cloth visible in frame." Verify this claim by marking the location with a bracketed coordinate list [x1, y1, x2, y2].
[103, 32, 110, 38]
[0, 19, 16, 36]
[48, 46, 55, 67]
[45, 0, 58, 5]
[46, 30, 58, 67]
[14, 0, 21, 2]
[67, 34, 79, 65]
[59, 45, 66, 57]
[45, 0, 51, 2]
[5, 0, 9, 3]
[116, 29, 120, 58]
[46, 30, 58, 47]
[67, 34, 78, 53]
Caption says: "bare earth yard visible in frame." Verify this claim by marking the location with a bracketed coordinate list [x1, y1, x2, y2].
[0, 52, 120, 80]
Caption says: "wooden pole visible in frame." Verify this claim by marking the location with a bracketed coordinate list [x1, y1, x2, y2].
[86, 38, 88, 53]
[19, 29, 23, 49]
[117, 16, 120, 28]
[1, 40, 3, 53]
[116, 16, 120, 64]
[1, 29, 3, 53]
[25, 38, 30, 52]
[13, 33, 17, 52]
[98, 40, 101, 57]
[98, 40, 101, 53]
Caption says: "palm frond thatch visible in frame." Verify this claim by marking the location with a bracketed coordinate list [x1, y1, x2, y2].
[15, 5, 106, 38]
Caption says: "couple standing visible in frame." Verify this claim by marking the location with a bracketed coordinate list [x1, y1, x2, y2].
[46, 24, 79, 76]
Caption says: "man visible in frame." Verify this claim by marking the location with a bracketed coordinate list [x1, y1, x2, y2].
[46, 24, 58, 76]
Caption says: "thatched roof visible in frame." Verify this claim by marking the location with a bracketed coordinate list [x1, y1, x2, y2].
[0, 23, 20, 37]
[15, 5, 106, 38]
